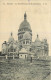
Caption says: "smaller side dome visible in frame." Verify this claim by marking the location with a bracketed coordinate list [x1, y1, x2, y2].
[23, 31, 31, 40]
[8, 32, 14, 43]
[35, 34, 40, 42]
[34, 34, 41, 46]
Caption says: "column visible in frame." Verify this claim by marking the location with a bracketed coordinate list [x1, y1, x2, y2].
[6, 55, 7, 59]
[25, 40, 26, 44]
[13, 55, 14, 59]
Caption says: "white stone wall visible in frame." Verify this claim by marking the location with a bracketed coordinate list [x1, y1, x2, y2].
[19, 53, 27, 59]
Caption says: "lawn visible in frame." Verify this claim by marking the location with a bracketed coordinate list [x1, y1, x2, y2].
[0, 58, 50, 80]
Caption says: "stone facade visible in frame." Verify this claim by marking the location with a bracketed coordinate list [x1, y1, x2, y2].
[31, 35, 48, 57]
[2, 13, 49, 57]
[2, 33, 19, 56]
[18, 13, 32, 51]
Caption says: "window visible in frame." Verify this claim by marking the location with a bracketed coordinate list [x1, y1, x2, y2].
[14, 49, 16, 52]
[26, 41, 29, 44]
[30, 42, 31, 44]
[29, 48, 31, 51]
[8, 49, 9, 52]
[23, 41, 25, 44]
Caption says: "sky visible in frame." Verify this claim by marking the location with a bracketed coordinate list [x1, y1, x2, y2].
[0, 0, 51, 56]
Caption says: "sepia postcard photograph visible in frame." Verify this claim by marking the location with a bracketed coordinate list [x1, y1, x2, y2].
[0, 0, 51, 80]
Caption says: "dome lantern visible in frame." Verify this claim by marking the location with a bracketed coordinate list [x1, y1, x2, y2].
[24, 12, 27, 20]
[11, 32, 13, 36]
[37, 34, 39, 38]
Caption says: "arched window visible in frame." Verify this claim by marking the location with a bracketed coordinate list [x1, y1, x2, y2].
[23, 41, 25, 44]
[14, 49, 16, 52]
[26, 41, 29, 44]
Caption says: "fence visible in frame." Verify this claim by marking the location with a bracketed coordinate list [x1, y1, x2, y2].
[0, 55, 19, 60]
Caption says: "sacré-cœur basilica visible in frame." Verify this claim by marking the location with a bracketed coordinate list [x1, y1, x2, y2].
[2, 13, 48, 59]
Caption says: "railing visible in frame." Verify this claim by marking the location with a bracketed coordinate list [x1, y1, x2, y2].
[0, 56, 19, 60]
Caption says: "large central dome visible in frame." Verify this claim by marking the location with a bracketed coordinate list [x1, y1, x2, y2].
[19, 13, 31, 30]
[18, 13, 32, 43]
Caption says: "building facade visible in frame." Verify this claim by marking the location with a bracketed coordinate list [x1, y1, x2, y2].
[18, 13, 32, 51]
[2, 13, 49, 58]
